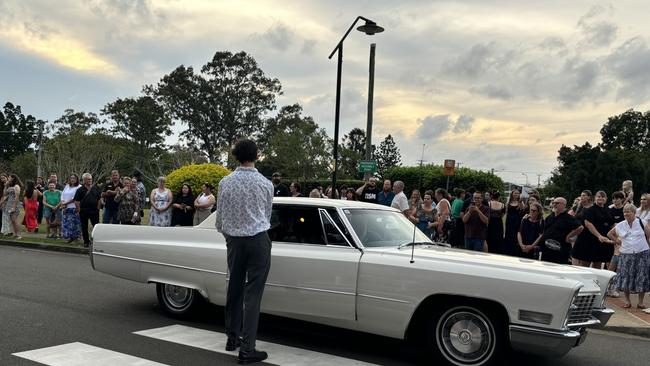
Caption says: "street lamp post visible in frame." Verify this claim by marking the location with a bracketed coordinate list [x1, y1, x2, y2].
[328, 16, 384, 195]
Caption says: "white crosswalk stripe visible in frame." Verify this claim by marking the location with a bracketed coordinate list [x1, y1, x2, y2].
[134, 324, 380, 366]
[12, 342, 168, 366]
[12, 325, 380, 366]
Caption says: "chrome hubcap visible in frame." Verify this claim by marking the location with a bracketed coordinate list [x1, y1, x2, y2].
[163, 285, 192, 309]
[438, 309, 494, 365]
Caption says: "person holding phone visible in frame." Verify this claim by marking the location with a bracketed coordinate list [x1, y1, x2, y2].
[461, 191, 490, 252]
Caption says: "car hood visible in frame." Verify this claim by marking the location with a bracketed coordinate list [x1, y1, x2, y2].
[375, 245, 612, 292]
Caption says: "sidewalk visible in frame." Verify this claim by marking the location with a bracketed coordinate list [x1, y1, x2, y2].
[1, 236, 649, 338]
[602, 296, 650, 338]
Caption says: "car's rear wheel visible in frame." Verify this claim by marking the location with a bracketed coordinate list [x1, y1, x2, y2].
[155, 283, 201, 317]
[426, 305, 505, 366]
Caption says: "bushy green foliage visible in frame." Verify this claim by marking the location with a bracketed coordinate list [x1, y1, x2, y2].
[384, 165, 503, 194]
[166, 163, 231, 195]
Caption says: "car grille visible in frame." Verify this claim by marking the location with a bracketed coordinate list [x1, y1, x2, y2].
[566, 294, 597, 326]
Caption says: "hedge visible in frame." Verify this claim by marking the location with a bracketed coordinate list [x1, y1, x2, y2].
[384, 165, 504, 195]
[166, 163, 231, 195]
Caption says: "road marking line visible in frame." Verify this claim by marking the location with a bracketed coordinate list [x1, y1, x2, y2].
[12, 342, 168, 366]
[134, 324, 379, 366]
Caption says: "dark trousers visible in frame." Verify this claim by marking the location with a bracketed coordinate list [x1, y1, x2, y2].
[225, 231, 272, 353]
[80, 210, 99, 244]
[102, 207, 119, 224]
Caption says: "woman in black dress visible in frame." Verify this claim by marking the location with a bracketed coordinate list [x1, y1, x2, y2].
[572, 191, 615, 268]
[486, 191, 505, 254]
[171, 183, 195, 226]
[517, 202, 545, 259]
[504, 189, 525, 256]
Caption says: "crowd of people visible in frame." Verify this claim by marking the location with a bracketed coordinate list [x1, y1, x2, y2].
[2, 168, 648, 308]
[0, 170, 217, 247]
[273, 175, 650, 310]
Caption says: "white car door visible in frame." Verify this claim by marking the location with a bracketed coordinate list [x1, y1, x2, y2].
[262, 205, 361, 321]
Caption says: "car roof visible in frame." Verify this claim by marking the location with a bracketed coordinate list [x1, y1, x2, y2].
[272, 197, 397, 211]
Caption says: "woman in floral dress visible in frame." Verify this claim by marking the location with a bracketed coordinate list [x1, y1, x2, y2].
[149, 176, 172, 227]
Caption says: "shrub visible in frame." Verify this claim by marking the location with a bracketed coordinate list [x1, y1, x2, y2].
[384, 165, 504, 195]
[166, 163, 231, 195]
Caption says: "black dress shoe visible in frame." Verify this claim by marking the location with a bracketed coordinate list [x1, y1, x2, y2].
[237, 350, 268, 364]
[225, 337, 241, 351]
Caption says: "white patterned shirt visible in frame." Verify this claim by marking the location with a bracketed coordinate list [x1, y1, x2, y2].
[215, 166, 274, 237]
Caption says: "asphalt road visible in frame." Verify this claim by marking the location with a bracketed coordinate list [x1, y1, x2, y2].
[1, 245, 649, 366]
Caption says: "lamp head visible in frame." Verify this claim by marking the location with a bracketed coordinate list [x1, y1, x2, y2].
[357, 20, 384, 35]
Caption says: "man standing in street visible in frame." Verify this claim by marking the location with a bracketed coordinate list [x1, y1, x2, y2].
[462, 191, 490, 251]
[391, 181, 410, 217]
[74, 173, 102, 247]
[216, 139, 274, 364]
[377, 179, 395, 206]
[356, 177, 379, 204]
[101, 170, 123, 224]
[271, 172, 289, 197]
[540, 197, 583, 264]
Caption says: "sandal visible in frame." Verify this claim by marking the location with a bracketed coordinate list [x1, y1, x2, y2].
[623, 303, 632, 308]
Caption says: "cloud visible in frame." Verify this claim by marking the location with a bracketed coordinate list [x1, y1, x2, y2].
[260, 22, 295, 52]
[604, 37, 650, 102]
[415, 114, 452, 140]
[470, 84, 513, 100]
[554, 131, 568, 138]
[579, 21, 618, 48]
[454, 115, 475, 133]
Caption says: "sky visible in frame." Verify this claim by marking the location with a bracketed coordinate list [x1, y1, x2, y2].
[2, 0, 650, 185]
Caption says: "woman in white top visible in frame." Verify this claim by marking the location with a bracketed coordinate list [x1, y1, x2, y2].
[193, 182, 215, 225]
[60, 174, 82, 243]
[636, 193, 650, 225]
[149, 176, 172, 227]
[607, 203, 650, 309]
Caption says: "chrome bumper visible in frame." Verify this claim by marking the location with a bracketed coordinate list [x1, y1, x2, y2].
[510, 325, 588, 357]
[510, 307, 615, 357]
[592, 307, 615, 326]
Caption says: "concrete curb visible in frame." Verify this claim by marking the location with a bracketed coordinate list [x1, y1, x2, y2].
[0, 240, 89, 255]
[601, 326, 650, 338]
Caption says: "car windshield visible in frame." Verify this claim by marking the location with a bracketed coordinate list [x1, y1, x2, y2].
[343, 208, 432, 248]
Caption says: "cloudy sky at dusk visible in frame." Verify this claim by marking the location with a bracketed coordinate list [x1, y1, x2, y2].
[2, 0, 650, 185]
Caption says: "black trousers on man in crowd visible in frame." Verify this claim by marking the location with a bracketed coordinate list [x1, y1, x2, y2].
[224, 231, 272, 353]
[80, 209, 99, 246]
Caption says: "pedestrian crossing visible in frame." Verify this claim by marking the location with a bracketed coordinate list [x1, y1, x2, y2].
[12, 324, 380, 366]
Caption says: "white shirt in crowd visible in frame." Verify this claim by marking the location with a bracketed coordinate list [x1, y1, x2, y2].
[61, 184, 80, 209]
[615, 219, 649, 254]
[637, 208, 650, 226]
[391, 191, 409, 213]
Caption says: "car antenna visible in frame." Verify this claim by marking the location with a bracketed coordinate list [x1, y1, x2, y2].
[410, 144, 426, 264]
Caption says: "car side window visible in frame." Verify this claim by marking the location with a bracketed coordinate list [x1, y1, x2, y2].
[326, 209, 356, 245]
[319, 210, 349, 246]
[268, 206, 326, 245]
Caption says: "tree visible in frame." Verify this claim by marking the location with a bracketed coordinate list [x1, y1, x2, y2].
[51, 109, 104, 136]
[42, 131, 125, 182]
[374, 134, 402, 176]
[600, 109, 650, 152]
[0, 102, 39, 162]
[339, 128, 368, 179]
[257, 104, 331, 179]
[102, 96, 172, 151]
[147, 51, 282, 164]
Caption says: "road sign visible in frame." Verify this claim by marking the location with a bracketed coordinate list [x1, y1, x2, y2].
[443, 159, 456, 176]
[359, 160, 377, 173]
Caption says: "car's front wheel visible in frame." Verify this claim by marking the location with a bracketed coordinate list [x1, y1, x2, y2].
[426, 305, 505, 366]
[155, 283, 202, 317]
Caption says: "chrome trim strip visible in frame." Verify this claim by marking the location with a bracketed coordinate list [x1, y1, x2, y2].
[319, 208, 354, 248]
[93, 252, 227, 276]
[566, 318, 600, 328]
[357, 293, 410, 304]
[265, 282, 355, 296]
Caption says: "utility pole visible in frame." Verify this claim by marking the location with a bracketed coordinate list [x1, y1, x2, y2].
[364, 43, 376, 181]
[417, 144, 425, 191]
[537, 174, 541, 189]
[36, 120, 45, 179]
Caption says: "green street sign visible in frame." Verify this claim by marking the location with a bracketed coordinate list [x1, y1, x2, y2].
[359, 160, 377, 173]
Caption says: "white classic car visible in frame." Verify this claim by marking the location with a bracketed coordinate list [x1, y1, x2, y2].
[91, 197, 615, 366]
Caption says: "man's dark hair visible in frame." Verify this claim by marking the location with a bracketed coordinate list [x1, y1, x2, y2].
[232, 139, 258, 163]
[467, 186, 476, 194]
[612, 191, 625, 200]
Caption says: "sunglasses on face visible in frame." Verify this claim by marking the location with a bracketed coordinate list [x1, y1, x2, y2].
[530, 209, 538, 212]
